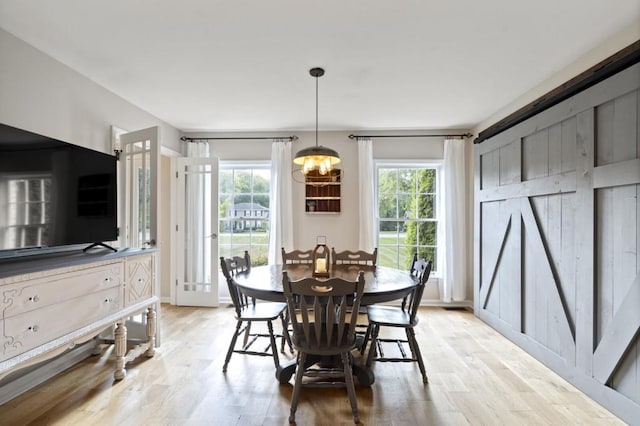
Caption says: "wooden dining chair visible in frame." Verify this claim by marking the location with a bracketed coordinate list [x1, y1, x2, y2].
[281, 247, 314, 264]
[331, 247, 378, 266]
[330, 247, 377, 340]
[282, 271, 365, 424]
[220, 252, 292, 373]
[363, 258, 432, 383]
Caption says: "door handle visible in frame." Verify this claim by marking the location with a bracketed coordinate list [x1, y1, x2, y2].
[144, 239, 156, 247]
[207, 233, 218, 239]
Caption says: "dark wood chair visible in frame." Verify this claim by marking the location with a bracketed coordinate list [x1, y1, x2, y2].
[282, 271, 365, 424]
[363, 258, 432, 383]
[281, 247, 314, 264]
[220, 251, 292, 373]
[331, 247, 377, 266]
[330, 247, 378, 339]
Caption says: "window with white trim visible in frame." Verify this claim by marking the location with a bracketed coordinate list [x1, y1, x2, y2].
[376, 163, 441, 273]
[218, 163, 270, 265]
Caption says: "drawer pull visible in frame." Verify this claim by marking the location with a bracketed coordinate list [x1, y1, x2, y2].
[28, 295, 40, 303]
[28, 325, 39, 332]
[105, 298, 113, 304]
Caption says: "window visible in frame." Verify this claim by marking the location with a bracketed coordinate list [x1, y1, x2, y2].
[218, 164, 270, 265]
[377, 164, 440, 273]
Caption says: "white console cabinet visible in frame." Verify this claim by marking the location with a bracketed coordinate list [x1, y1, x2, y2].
[0, 249, 158, 383]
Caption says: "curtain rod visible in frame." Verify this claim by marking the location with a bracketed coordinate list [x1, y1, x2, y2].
[180, 135, 298, 142]
[348, 133, 473, 140]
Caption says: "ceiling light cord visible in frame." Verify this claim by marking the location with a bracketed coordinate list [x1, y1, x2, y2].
[315, 73, 319, 147]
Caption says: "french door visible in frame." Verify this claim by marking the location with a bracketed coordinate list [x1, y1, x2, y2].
[117, 126, 161, 343]
[175, 157, 219, 306]
[118, 127, 160, 250]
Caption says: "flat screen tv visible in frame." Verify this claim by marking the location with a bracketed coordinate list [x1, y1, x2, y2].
[0, 123, 118, 258]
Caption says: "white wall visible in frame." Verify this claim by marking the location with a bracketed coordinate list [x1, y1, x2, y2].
[185, 129, 474, 302]
[0, 29, 180, 153]
[473, 22, 640, 136]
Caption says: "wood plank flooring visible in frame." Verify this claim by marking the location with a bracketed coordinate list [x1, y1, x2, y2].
[0, 305, 623, 425]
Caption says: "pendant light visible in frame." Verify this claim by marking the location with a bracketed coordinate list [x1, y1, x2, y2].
[293, 67, 341, 177]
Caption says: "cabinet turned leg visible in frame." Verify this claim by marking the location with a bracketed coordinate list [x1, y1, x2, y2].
[114, 320, 127, 380]
[145, 306, 156, 357]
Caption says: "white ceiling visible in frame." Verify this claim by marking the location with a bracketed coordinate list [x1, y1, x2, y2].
[0, 0, 638, 132]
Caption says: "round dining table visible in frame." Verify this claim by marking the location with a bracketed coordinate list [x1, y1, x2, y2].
[232, 263, 417, 386]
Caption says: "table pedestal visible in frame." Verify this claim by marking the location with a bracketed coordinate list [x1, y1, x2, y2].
[276, 351, 375, 387]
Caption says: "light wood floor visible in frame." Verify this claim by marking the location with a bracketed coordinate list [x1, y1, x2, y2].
[0, 305, 624, 425]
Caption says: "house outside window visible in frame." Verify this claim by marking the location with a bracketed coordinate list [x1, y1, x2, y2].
[376, 163, 441, 274]
[218, 163, 270, 265]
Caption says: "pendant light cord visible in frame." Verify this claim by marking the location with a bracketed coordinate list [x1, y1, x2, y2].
[315, 73, 319, 148]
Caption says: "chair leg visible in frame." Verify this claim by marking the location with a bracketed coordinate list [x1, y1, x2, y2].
[223, 320, 243, 372]
[280, 312, 294, 354]
[341, 352, 360, 424]
[360, 324, 372, 355]
[242, 322, 252, 348]
[365, 324, 380, 368]
[289, 352, 307, 424]
[267, 320, 281, 369]
[406, 328, 428, 384]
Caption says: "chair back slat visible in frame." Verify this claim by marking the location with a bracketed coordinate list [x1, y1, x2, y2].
[408, 259, 432, 322]
[282, 248, 314, 264]
[330, 248, 377, 266]
[220, 251, 253, 315]
[283, 271, 365, 353]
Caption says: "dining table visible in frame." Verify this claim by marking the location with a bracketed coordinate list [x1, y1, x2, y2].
[232, 263, 418, 386]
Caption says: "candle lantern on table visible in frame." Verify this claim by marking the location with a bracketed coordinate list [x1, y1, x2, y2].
[312, 240, 330, 278]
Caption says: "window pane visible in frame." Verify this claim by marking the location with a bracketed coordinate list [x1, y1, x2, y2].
[250, 245, 268, 266]
[398, 194, 412, 219]
[378, 194, 397, 219]
[417, 169, 436, 193]
[253, 194, 269, 210]
[219, 194, 232, 219]
[252, 169, 270, 193]
[398, 169, 415, 193]
[416, 221, 437, 246]
[219, 170, 233, 194]
[378, 169, 397, 194]
[417, 194, 436, 219]
[234, 170, 251, 193]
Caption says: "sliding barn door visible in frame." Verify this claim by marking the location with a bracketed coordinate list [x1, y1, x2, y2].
[474, 63, 640, 422]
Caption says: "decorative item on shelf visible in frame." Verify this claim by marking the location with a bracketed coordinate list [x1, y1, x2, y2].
[312, 236, 330, 278]
[292, 67, 342, 186]
[306, 200, 316, 212]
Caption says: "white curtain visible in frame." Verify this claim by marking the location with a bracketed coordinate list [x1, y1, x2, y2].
[185, 142, 211, 284]
[268, 139, 293, 264]
[358, 138, 376, 251]
[443, 138, 467, 302]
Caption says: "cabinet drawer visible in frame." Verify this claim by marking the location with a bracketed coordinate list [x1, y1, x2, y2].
[0, 286, 122, 362]
[126, 254, 154, 306]
[1, 263, 123, 319]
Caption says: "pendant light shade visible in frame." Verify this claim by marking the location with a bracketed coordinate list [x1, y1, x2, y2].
[293, 67, 341, 177]
[293, 145, 341, 175]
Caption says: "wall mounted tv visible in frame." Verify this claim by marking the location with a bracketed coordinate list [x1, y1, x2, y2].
[0, 123, 117, 257]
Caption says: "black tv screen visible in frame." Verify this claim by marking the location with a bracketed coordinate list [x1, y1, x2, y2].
[0, 123, 117, 256]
